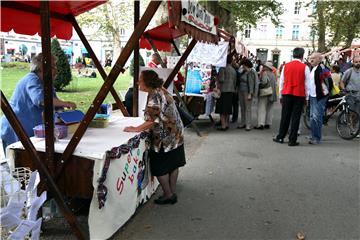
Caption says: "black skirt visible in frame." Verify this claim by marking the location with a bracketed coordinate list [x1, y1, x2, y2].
[215, 92, 233, 114]
[149, 144, 186, 177]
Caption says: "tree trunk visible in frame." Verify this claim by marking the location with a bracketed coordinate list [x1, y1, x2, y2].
[317, 2, 326, 52]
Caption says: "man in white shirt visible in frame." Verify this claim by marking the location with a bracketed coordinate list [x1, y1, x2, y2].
[308, 53, 333, 144]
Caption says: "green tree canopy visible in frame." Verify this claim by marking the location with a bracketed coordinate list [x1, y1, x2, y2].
[309, 0, 360, 51]
[51, 38, 72, 91]
[201, 0, 284, 34]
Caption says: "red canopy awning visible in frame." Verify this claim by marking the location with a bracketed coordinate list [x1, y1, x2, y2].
[1, 1, 106, 40]
[140, 22, 185, 52]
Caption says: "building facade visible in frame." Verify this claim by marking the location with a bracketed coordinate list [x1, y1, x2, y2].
[239, 0, 316, 68]
[0, 28, 130, 66]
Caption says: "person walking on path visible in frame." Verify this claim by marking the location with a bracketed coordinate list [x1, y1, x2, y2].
[255, 61, 277, 129]
[237, 59, 259, 131]
[307, 53, 333, 144]
[215, 55, 237, 130]
[124, 70, 186, 205]
[273, 47, 310, 146]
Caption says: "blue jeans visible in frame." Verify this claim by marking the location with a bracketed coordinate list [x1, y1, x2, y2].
[310, 96, 328, 142]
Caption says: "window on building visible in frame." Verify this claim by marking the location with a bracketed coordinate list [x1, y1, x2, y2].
[120, 28, 125, 36]
[292, 25, 299, 40]
[244, 25, 251, 38]
[294, 2, 301, 14]
[276, 25, 284, 39]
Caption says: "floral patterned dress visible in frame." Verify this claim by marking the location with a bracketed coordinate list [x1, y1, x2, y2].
[144, 88, 184, 153]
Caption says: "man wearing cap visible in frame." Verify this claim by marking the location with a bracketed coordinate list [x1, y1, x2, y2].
[273, 47, 311, 146]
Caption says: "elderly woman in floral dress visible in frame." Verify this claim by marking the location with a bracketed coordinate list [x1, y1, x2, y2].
[124, 70, 186, 205]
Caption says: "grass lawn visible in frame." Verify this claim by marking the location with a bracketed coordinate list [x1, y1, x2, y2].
[1, 62, 132, 113]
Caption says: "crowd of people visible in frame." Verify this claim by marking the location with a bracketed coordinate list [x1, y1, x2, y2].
[211, 45, 360, 146]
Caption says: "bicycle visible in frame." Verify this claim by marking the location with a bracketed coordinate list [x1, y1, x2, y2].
[303, 92, 360, 140]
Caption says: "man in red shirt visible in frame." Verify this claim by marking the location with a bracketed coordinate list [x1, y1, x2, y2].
[273, 47, 311, 146]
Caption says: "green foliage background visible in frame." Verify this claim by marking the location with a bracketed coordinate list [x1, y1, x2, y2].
[51, 38, 72, 91]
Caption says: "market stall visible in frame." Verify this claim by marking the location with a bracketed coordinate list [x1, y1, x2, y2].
[139, 11, 239, 122]
[1, 1, 162, 239]
[7, 116, 158, 239]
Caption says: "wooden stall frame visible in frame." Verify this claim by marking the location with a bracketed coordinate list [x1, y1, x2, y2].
[56, 0, 162, 180]
[1, 1, 162, 238]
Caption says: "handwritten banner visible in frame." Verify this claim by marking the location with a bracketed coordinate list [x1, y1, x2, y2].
[187, 41, 229, 67]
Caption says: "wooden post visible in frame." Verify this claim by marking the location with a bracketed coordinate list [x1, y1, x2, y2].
[1, 91, 86, 240]
[57, 0, 162, 179]
[69, 15, 129, 117]
[145, 36, 201, 137]
[133, 0, 140, 117]
[171, 39, 181, 56]
[164, 39, 197, 88]
[40, 1, 55, 175]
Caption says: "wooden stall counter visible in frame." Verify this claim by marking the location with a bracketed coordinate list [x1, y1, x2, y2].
[7, 116, 158, 239]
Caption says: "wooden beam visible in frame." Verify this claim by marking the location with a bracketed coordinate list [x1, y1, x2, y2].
[133, 0, 140, 117]
[0, 91, 86, 240]
[171, 39, 181, 56]
[146, 36, 201, 137]
[144, 34, 166, 68]
[57, 0, 162, 179]
[69, 15, 129, 117]
[40, 1, 55, 176]
[163, 38, 197, 88]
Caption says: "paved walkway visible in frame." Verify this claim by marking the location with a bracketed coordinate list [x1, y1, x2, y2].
[113, 103, 359, 240]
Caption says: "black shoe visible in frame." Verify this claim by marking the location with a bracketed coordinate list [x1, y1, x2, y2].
[217, 127, 227, 131]
[254, 125, 264, 130]
[237, 125, 246, 129]
[264, 125, 270, 129]
[288, 142, 300, 146]
[273, 137, 284, 144]
[154, 194, 177, 205]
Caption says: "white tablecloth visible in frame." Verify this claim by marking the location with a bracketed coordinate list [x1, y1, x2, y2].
[7, 116, 158, 239]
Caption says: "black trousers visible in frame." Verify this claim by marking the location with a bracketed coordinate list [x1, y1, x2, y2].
[277, 95, 305, 143]
[232, 92, 239, 122]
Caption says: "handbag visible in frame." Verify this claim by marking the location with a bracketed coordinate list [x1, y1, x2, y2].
[212, 88, 221, 99]
[176, 104, 194, 127]
[259, 86, 273, 97]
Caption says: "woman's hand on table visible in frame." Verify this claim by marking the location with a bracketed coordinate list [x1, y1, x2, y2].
[124, 126, 141, 132]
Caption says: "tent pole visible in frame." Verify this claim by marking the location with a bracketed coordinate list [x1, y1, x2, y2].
[57, 0, 162, 180]
[40, 1, 55, 175]
[145, 36, 201, 137]
[1, 91, 86, 240]
[70, 15, 130, 117]
[133, 0, 140, 117]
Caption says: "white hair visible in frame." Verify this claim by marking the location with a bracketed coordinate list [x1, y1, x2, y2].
[30, 53, 57, 73]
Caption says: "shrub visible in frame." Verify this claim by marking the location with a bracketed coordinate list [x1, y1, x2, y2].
[129, 54, 145, 77]
[51, 38, 72, 91]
